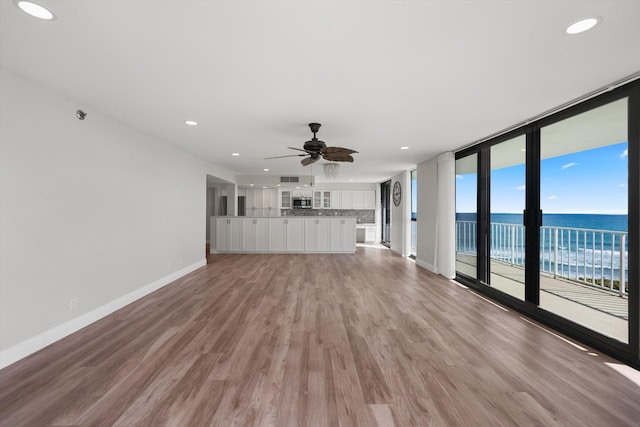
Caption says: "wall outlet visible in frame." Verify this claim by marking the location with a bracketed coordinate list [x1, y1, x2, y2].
[69, 298, 78, 311]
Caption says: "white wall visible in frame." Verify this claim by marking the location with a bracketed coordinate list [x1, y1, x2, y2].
[415, 153, 456, 278]
[0, 68, 234, 367]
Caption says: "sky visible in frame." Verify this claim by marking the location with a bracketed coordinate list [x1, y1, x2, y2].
[456, 141, 628, 215]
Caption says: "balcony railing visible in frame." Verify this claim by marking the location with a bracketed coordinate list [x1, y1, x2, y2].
[456, 221, 628, 296]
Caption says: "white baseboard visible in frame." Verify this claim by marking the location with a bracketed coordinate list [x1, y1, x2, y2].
[0, 259, 207, 370]
[416, 258, 437, 274]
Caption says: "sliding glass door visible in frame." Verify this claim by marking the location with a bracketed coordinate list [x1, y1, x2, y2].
[489, 135, 527, 300]
[455, 80, 638, 363]
[456, 154, 478, 279]
[539, 98, 628, 342]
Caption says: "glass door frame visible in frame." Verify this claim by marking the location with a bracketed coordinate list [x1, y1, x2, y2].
[455, 80, 639, 368]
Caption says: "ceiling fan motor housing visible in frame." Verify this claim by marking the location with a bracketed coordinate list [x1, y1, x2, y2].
[303, 138, 326, 152]
[304, 123, 326, 152]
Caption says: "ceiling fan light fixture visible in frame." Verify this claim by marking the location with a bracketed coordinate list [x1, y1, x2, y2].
[324, 163, 340, 179]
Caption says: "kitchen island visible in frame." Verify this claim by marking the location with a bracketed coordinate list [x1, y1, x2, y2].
[210, 216, 356, 253]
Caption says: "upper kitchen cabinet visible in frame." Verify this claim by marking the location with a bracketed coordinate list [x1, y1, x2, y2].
[363, 190, 376, 209]
[244, 188, 278, 217]
[280, 189, 291, 209]
[352, 191, 364, 209]
[341, 191, 353, 209]
[331, 190, 342, 209]
[313, 190, 332, 209]
[292, 189, 313, 198]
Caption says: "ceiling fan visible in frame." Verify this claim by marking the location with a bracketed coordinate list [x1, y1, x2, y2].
[266, 123, 358, 166]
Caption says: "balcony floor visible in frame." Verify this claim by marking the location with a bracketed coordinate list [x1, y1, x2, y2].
[456, 254, 628, 343]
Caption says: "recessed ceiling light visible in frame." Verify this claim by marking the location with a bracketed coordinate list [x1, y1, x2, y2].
[16, 1, 55, 20]
[262, 186, 267, 189]
[250, 184, 254, 186]
[566, 17, 600, 35]
[263, 168, 270, 172]
[184, 120, 198, 126]
[400, 146, 409, 150]
[277, 184, 281, 187]
[296, 186, 300, 189]
[232, 153, 240, 156]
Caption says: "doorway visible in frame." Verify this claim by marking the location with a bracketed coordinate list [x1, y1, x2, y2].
[381, 180, 391, 247]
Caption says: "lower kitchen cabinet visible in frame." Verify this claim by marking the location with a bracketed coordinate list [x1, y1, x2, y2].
[284, 218, 305, 252]
[215, 218, 243, 252]
[213, 217, 355, 253]
[330, 218, 357, 252]
[243, 218, 269, 251]
[268, 218, 305, 252]
[305, 218, 332, 252]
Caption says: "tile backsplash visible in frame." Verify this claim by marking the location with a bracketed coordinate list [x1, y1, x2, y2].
[282, 209, 375, 224]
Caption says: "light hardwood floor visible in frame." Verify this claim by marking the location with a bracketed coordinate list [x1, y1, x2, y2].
[1, 247, 640, 426]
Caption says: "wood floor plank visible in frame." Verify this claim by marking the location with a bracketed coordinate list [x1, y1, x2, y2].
[2, 247, 640, 426]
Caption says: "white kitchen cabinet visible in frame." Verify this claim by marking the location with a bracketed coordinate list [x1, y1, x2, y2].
[305, 218, 331, 251]
[313, 190, 332, 209]
[215, 217, 355, 253]
[365, 225, 377, 243]
[352, 191, 364, 209]
[281, 190, 292, 209]
[313, 191, 322, 209]
[331, 190, 342, 209]
[285, 218, 305, 252]
[243, 218, 269, 251]
[293, 189, 313, 198]
[268, 189, 278, 213]
[254, 189, 263, 209]
[330, 218, 356, 252]
[341, 190, 353, 209]
[269, 218, 286, 251]
[215, 217, 243, 252]
[364, 190, 376, 209]
[322, 191, 331, 208]
[268, 218, 305, 252]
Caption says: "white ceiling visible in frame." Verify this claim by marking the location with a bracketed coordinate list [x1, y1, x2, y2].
[2, 0, 639, 184]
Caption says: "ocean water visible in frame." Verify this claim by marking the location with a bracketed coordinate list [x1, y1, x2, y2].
[456, 212, 627, 232]
[455, 213, 628, 281]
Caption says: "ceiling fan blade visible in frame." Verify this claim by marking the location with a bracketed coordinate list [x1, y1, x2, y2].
[321, 146, 358, 155]
[288, 147, 313, 154]
[322, 153, 354, 162]
[265, 154, 307, 159]
[301, 156, 319, 166]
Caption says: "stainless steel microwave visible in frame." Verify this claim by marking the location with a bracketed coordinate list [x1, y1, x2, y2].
[293, 198, 311, 208]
